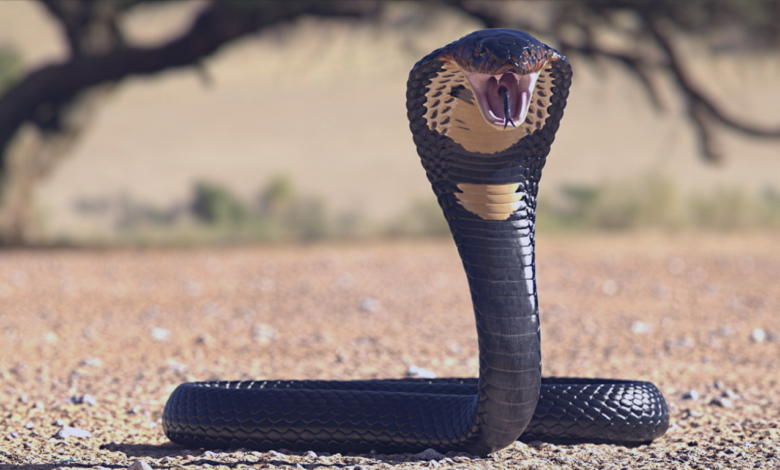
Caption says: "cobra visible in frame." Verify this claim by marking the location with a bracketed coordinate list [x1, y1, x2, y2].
[162, 29, 669, 456]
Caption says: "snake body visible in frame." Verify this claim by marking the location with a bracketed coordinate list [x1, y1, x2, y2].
[163, 29, 669, 456]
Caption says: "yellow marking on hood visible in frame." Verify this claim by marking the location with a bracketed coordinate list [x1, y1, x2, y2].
[423, 60, 557, 155]
[455, 183, 524, 220]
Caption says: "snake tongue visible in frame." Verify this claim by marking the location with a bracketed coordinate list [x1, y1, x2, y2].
[467, 71, 538, 128]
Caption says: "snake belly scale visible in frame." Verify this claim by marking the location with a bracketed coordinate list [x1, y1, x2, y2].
[162, 29, 669, 456]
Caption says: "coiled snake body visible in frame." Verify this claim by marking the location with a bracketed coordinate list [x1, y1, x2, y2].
[163, 29, 669, 456]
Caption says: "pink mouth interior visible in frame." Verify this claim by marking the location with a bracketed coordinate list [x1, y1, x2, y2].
[466, 71, 539, 127]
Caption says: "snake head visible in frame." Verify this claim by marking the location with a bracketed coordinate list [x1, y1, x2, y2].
[413, 29, 570, 155]
[451, 29, 554, 129]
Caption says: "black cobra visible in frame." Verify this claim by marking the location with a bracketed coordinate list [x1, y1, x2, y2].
[163, 29, 669, 456]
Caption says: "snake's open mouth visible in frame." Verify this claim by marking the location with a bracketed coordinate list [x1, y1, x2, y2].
[466, 71, 539, 128]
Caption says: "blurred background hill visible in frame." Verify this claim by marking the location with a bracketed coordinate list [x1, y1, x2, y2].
[0, 1, 779, 245]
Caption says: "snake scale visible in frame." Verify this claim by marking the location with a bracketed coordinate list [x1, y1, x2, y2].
[163, 29, 669, 457]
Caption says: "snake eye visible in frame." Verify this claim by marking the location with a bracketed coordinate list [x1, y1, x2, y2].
[466, 71, 539, 128]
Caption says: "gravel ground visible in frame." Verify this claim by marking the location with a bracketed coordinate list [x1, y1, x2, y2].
[1, 234, 778, 469]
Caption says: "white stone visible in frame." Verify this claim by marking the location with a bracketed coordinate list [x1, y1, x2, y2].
[751, 328, 766, 343]
[128, 461, 153, 470]
[414, 448, 445, 460]
[53, 426, 91, 439]
[407, 365, 436, 379]
[359, 297, 379, 313]
[149, 327, 171, 341]
[630, 321, 653, 335]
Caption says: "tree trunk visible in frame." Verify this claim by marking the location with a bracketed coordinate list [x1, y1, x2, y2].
[0, 86, 109, 244]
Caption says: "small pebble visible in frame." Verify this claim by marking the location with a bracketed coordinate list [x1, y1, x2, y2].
[65, 394, 96, 406]
[601, 279, 618, 296]
[359, 297, 380, 313]
[128, 461, 153, 470]
[407, 365, 436, 379]
[203, 450, 219, 458]
[195, 334, 212, 345]
[414, 448, 445, 460]
[7, 432, 18, 439]
[167, 361, 187, 373]
[630, 321, 653, 335]
[751, 328, 766, 343]
[76, 394, 97, 406]
[252, 324, 278, 344]
[149, 327, 171, 341]
[305, 450, 318, 458]
[80, 357, 103, 367]
[25, 422, 34, 429]
[669, 337, 695, 349]
[682, 390, 699, 400]
[53, 426, 91, 439]
[685, 409, 704, 418]
[710, 397, 734, 408]
[717, 326, 735, 337]
[654, 285, 671, 299]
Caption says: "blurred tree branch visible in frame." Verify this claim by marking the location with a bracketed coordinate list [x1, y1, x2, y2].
[0, 0, 378, 244]
[648, 17, 780, 161]
[446, 0, 780, 162]
[0, 0, 779, 243]
[38, 0, 130, 56]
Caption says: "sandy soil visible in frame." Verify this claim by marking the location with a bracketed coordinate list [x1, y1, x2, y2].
[1, 233, 778, 469]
